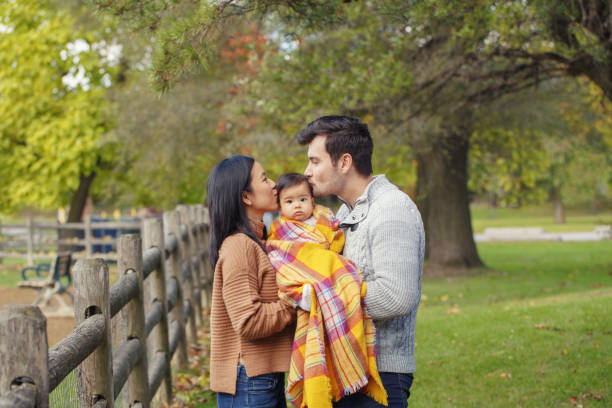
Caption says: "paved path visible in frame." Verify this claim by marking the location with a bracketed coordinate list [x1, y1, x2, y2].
[475, 226, 612, 242]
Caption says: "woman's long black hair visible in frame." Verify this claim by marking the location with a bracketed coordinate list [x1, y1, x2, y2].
[206, 155, 262, 267]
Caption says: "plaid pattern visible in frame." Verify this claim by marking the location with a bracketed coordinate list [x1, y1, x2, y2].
[266, 205, 387, 408]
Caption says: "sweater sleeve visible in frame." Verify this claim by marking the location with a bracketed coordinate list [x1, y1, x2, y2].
[219, 236, 295, 340]
[364, 194, 424, 320]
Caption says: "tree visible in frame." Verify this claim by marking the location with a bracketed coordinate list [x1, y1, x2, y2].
[90, 0, 610, 270]
[0, 0, 118, 221]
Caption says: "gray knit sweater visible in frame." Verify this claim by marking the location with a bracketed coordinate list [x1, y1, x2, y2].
[336, 175, 424, 373]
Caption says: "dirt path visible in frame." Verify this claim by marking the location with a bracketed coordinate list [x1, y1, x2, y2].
[0, 287, 75, 346]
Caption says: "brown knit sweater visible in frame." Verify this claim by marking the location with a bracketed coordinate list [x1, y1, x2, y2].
[209, 219, 296, 394]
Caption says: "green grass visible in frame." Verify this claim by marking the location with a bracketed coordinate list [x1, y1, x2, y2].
[0, 257, 40, 286]
[412, 241, 612, 408]
[471, 204, 612, 233]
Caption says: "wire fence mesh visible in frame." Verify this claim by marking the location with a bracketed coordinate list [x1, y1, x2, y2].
[49, 369, 78, 408]
[48, 308, 128, 407]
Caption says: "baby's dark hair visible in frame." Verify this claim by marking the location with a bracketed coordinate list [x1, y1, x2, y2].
[275, 173, 313, 203]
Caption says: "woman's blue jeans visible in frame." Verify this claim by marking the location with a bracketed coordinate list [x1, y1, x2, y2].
[217, 365, 286, 408]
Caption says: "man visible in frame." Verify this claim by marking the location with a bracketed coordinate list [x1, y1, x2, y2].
[296, 115, 425, 407]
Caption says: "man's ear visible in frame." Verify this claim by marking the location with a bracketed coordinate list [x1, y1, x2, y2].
[242, 191, 252, 206]
[339, 153, 352, 174]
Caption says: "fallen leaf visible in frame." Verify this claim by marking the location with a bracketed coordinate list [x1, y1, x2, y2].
[534, 323, 548, 329]
[561, 349, 568, 356]
[446, 306, 460, 315]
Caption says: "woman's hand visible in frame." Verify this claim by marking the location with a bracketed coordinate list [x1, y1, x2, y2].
[297, 283, 312, 312]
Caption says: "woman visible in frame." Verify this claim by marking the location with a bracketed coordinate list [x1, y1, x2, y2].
[207, 155, 296, 408]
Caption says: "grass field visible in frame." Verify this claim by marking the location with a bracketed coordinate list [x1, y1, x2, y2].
[412, 241, 611, 407]
[470, 204, 612, 233]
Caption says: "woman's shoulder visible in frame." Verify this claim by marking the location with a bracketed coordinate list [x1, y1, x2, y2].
[219, 233, 260, 257]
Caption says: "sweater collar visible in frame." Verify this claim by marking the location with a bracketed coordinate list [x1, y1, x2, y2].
[338, 175, 396, 226]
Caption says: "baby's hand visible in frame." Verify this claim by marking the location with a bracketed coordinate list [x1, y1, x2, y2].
[297, 283, 312, 312]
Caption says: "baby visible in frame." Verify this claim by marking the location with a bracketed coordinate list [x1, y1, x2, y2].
[266, 173, 387, 408]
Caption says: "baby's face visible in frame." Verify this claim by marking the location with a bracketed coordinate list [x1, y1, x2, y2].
[279, 182, 315, 222]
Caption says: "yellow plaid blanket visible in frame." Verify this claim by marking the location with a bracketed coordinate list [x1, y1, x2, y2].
[266, 205, 387, 408]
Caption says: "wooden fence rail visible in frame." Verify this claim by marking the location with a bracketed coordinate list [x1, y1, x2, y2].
[0, 204, 211, 408]
[0, 215, 142, 264]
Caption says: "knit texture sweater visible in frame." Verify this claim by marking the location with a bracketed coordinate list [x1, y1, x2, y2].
[336, 175, 425, 374]
[209, 219, 296, 394]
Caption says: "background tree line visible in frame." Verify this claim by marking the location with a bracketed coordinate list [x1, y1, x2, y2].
[1, 0, 610, 271]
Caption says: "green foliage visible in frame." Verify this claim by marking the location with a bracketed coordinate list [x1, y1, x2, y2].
[0, 0, 117, 214]
[89, 0, 347, 92]
[88, 0, 610, 210]
[469, 81, 612, 207]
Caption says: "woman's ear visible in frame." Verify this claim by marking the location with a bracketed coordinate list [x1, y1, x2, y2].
[242, 191, 252, 207]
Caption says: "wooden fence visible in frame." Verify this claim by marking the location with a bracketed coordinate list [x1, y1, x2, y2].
[0, 215, 142, 265]
[0, 204, 212, 408]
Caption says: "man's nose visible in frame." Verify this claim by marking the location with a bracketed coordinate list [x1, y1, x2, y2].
[304, 164, 312, 177]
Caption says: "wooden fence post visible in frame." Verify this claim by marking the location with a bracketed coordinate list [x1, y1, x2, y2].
[84, 215, 93, 258]
[163, 211, 189, 369]
[73, 259, 113, 408]
[190, 205, 208, 308]
[197, 204, 212, 309]
[0, 305, 49, 408]
[177, 205, 204, 327]
[171, 210, 198, 346]
[142, 218, 172, 404]
[118, 235, 150, 408]
[27, 215, 34, 266]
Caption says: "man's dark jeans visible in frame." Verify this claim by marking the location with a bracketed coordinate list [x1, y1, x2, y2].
[217, 364, 286, 408]
[333, 372, 414, 408]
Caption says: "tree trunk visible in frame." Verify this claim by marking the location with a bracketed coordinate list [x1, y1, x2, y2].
[67, 172, 96, 223]
[415, 133, 483, 269]
[59, 171, 96, 252]
[550, 186, 566, 224]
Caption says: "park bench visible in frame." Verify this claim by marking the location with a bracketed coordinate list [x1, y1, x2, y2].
[17, 252, 73, 310]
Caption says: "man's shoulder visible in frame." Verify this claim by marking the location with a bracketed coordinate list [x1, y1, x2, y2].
[370, 184, 419, 214]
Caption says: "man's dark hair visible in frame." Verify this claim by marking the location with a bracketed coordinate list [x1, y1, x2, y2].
[275, 173, 313, 203]
[296, 115, 373, 176]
